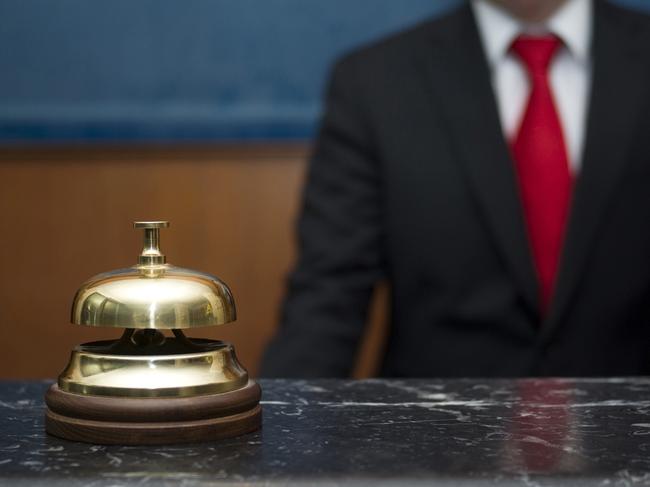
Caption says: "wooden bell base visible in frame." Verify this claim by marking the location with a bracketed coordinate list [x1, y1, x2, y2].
[45, 380, 262, 445]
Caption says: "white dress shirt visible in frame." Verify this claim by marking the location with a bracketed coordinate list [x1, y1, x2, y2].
[471, 0, 593, 172]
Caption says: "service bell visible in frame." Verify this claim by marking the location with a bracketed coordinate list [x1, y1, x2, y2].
[44, 221, 261, 445]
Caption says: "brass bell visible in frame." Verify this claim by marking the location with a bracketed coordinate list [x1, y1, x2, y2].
[44, 221, 261, 445]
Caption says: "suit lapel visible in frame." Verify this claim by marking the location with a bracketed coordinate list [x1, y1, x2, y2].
[425, 5, 539, 316]
[543, 0, 650, 341]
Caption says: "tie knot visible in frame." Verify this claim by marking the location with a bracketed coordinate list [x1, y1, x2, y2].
[510, 35, 562, 75]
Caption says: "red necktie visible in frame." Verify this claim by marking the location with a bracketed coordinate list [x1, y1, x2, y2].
[510, 35, 573, 313]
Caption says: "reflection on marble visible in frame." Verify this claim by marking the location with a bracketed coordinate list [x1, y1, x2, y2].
[1, 378, 650, 485]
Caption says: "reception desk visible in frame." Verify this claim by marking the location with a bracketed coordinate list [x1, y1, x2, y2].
[1, 378, 648, 485]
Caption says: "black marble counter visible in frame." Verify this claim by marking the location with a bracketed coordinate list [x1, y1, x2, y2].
[1, 378, 650, 486]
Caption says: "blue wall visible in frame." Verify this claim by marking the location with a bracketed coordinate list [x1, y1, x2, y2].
[0, 0, 648, 142]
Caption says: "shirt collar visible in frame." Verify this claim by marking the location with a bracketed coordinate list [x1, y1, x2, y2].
[471, 0, 592, 67]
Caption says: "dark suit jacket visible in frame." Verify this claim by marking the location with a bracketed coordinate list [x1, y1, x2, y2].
[261, 0, 650, 377]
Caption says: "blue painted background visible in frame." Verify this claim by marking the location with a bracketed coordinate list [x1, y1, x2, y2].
[0, 0, 648, 142]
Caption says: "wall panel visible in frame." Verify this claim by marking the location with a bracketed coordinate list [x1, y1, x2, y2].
[0, 145, 387, 379]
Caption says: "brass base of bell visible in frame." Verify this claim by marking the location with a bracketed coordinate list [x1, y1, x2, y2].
[58, 333, 248, 398]
[45, 380, 262, 445]
[46, 332, 261, 444]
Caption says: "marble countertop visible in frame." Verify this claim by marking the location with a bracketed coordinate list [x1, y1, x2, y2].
[1, 378, 650, 486]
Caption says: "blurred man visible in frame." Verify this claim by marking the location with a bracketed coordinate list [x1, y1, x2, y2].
[262, 0, 650, 377]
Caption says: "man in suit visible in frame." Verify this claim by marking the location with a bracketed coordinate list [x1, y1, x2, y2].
[261, 0, 650, 377]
